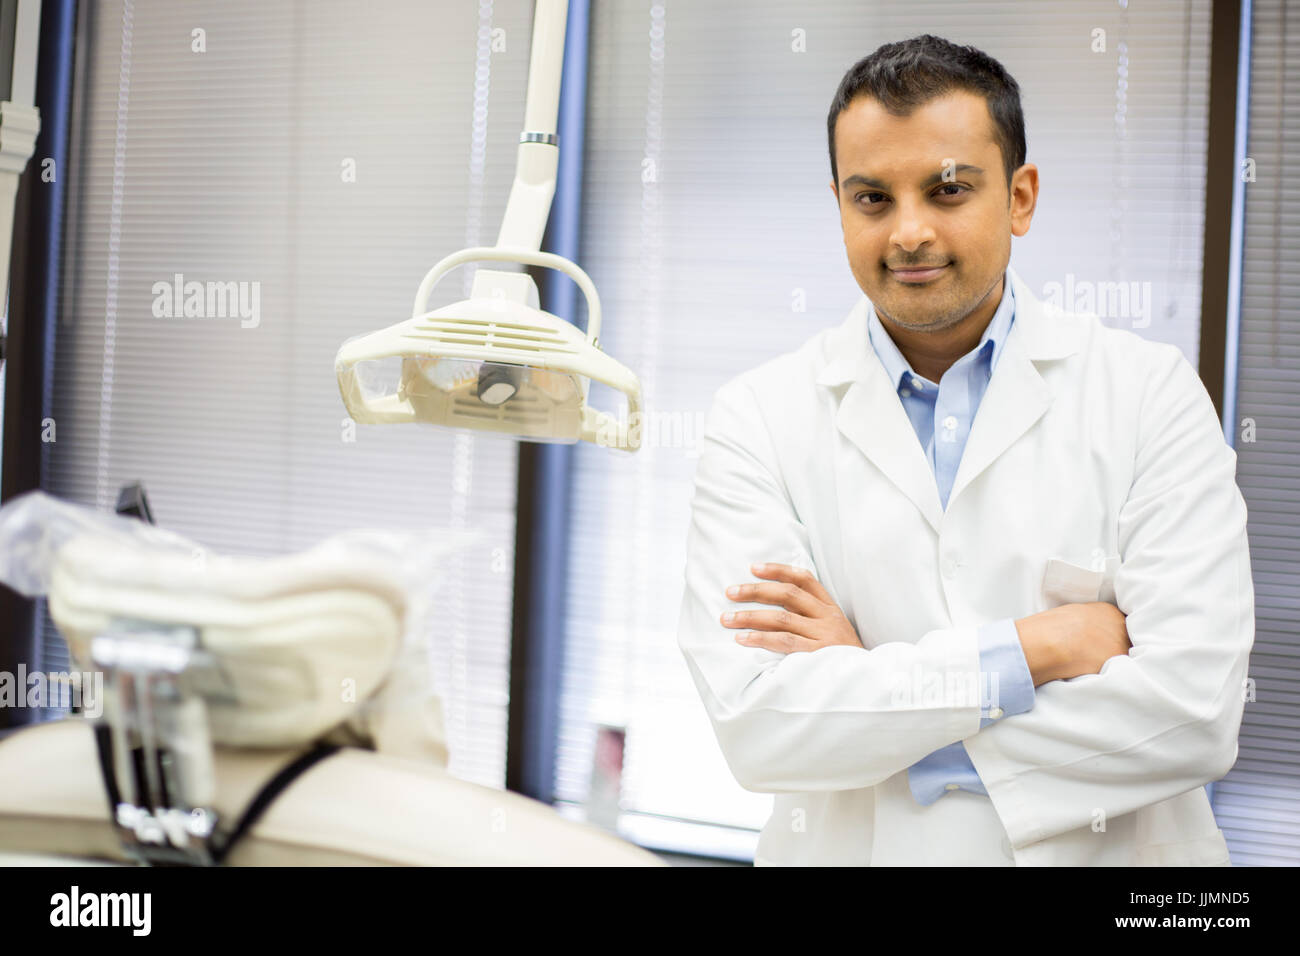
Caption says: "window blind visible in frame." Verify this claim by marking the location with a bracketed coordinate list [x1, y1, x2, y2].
[556, 0, 1213, 859]
[46, 0, 531, 789]
[1209, 0, 1300, 868]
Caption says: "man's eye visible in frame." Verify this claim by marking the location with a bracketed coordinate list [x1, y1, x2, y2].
[855, 185, 967, 206]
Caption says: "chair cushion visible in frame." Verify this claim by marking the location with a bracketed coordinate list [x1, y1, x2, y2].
[0, 719, 664, 866]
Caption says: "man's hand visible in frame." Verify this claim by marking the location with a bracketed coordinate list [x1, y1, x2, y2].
[1016, 601, 1132, 686]
[721, 563, 862, 653]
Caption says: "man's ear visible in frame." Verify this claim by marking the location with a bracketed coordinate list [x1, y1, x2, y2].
[1009, 163, 1039, 238]
[829, 180, 838, 203]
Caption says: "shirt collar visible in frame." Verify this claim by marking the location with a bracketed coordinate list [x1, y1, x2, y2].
[866, 272, 1016, 391]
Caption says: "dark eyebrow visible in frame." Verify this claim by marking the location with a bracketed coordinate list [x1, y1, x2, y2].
[840, 164, 985, 192]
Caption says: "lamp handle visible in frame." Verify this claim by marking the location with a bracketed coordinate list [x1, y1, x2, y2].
[411, 245, 603, 347]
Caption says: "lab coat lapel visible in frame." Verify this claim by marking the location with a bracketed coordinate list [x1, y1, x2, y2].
[944, 268, 1080, 512]
[817, 300, 945, 534]
[815, 267, 1080, 534]
[942, 334, 1048, 513]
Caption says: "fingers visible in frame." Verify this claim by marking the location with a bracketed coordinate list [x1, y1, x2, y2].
[733, 630, 819, 654]
[725, 579, 824, 617]
[750, 562, 833, 605]
[721, 605, 812, 638]
[720, 563, 833, 644]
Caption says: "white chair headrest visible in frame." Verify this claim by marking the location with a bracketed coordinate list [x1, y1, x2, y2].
[0, 491, 478, 752]
[49, 532, 405, 748]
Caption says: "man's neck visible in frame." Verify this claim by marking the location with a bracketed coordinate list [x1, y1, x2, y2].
[879, 273, 1005, 384]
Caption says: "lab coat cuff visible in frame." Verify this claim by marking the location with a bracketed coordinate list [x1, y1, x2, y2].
[975, 617, 1035, 727]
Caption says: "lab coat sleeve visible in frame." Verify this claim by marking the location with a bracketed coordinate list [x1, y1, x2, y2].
[964, 344, 1255, 850]
[907, 618, 1034, 803]
[677, 377, 984, 794]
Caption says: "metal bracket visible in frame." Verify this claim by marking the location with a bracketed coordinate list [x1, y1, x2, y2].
[91, 620, 225, 866]
[519, 130, 558, 146]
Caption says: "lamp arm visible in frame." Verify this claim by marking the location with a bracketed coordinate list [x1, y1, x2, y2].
[495, 0, 569, 252]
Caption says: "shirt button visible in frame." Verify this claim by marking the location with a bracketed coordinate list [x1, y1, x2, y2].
[945, 783, 960, 791]
[900, 388, 911, 398]
[911, 377, 923, 390]
[989, 707, 1005, 720]
[942, 414, 958, 431]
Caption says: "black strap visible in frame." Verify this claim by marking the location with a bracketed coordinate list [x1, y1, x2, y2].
[93, 721, 122, 816]
[209, 741, 341, 865]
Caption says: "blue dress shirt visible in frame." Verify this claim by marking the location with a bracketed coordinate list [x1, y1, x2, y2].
[864, 273, 1036, 805]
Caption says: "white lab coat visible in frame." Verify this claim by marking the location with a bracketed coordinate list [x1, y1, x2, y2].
[676, 265, 1254, 866]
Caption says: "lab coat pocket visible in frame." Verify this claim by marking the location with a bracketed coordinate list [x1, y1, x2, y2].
[1042, 554, 1119, 605]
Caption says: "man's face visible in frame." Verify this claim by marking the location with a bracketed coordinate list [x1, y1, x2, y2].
[830, 90, 1035, 333]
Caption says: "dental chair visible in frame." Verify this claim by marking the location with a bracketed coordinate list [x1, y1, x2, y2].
[0, 491, 662, 866]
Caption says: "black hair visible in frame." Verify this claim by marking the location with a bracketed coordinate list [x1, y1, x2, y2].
[827, 34, 1026, 193]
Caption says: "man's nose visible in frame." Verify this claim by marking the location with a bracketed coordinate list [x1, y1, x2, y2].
[889, 197, 937, 251]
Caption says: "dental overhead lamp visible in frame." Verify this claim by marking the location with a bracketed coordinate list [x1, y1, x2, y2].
[335, 0, 643, 451]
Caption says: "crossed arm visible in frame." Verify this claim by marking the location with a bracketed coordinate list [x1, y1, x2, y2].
[719, 561, 1130, 688]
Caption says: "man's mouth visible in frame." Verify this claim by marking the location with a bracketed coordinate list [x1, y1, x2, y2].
[888, 263, 949, 283]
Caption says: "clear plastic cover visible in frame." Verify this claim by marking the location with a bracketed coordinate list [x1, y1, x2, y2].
[397, 356, 578, 406]
[0, 490, 481, 760]
[338, 354, 586, 440]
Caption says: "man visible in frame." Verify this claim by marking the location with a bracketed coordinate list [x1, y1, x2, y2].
[675, 34, 1254, 866]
